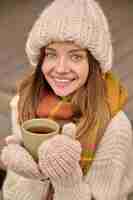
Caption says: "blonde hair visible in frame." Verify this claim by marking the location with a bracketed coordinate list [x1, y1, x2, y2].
[17, 49, 111, 149]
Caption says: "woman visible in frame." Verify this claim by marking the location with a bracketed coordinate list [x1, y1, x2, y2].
[1, 0, 133, 199]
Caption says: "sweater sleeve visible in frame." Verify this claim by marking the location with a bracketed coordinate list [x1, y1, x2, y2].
[9, 95, 22, 141]
[52, 111, 133, 200]
[3, 96, 50, 200]
[84, 111, 133, 200]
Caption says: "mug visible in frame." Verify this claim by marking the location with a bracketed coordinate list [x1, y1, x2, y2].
[21, 118, 60, 160]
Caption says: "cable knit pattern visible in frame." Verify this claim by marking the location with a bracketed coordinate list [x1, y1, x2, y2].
[38, 134, 81, 179]
[25, 0, 113, 72]
[84, 111, 133, 200]
[38, 134, 92, 200]
[1, 144, 43, 180]
[2, 96, 133, 200]
[53, 165, 92, 200]
[3, 170, 50, 200]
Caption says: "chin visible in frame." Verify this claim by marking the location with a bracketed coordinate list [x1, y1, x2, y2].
[50, 82, 79, 97]
[53, 88, 74, 97]
[54, 91, 70, 97]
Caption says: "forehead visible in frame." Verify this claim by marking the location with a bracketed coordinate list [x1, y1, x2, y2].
[45, 41, 86, 51]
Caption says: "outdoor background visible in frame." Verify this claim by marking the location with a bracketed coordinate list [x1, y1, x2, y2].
[0, 0, 133, 199]
[0, 0, 133, 140]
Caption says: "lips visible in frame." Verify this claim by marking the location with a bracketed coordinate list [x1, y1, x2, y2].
[54, 78, 71, 86]
[54, 78, 72, 82]
[51, 76, 75, 88]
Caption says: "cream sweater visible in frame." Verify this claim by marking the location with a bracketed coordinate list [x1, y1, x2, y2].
[2, 95, 133, 200]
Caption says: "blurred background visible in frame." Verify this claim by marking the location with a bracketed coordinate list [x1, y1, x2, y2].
[0, 0, 133, 139]
[0, 0, 133, 199]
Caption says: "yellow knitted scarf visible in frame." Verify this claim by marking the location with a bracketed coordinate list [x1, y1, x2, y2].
[80, 71, 128, 175]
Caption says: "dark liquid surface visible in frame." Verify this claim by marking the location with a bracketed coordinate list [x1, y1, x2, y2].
[27, 126, 54, 134]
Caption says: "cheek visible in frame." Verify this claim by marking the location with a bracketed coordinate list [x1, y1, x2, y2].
[41, 62, 52, 75]
[76, 63, 89, 80]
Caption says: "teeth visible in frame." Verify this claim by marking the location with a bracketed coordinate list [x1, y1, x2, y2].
[54, 78, 71, 82]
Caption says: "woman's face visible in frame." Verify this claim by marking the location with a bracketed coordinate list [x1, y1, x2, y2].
[41, 41, 89, 96]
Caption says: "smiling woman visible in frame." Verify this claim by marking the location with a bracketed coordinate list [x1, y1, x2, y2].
[42, 42, 89, 97]
[1, 0, 133, 200]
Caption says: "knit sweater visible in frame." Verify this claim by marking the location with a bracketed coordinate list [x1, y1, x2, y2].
[2, 95, 133, 200]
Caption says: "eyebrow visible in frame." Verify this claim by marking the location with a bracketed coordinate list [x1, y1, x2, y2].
[45, 47, 86, 53]
[45, 48, 56, 52]
[69, 49, 86, 53]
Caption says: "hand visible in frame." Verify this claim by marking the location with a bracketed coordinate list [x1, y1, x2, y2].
[38, 123, 92, 200]
[1, 138, 44, 180]
[38, 123, 82, 182]
[5, 134, 22, 145]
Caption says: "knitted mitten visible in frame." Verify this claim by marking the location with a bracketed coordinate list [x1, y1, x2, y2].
[1, 143, 44, 180]
[38, 123, 91, 200]
[5, 134, 22, 145]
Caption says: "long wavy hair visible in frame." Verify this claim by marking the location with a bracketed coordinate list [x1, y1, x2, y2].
[17, 47, 111, 149]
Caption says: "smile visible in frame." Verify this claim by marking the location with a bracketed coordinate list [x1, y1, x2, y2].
[53, 78, 75, 88]
[54, 78, 73, 83]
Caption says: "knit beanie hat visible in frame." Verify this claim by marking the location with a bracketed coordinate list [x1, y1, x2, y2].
[26, 0, 113, 73]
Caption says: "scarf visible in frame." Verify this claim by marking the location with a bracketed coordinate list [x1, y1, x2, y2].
[36, 71, 128, 176]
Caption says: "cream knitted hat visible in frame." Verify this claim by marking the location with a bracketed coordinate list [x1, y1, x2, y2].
[26, 0, 113, 73]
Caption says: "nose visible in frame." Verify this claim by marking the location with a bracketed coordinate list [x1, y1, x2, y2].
[55, 56, 69, 73]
